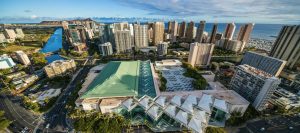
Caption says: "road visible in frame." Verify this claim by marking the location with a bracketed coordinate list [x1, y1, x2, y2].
[0, 94, 40, 133]
[37, 57, 94, 132]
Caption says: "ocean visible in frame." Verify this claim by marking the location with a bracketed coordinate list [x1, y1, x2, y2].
[101, 21, 284, 40]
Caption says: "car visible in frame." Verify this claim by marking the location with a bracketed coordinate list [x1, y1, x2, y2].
[46, 124, 50, 128]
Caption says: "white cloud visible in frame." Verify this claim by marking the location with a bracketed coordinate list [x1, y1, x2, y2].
[118, 0, 300, 23]
[30, 15, 38, 19]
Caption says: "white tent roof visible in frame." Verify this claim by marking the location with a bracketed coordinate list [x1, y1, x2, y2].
[165, 104, 177, 117]
[122, 98, 137, 111]
[171, 95, 182, 106]
[175, 110, 189, 125]
[154, 96, 167, 108]
[197, 94, 213, 113]
[185, 95, 198, 105]
[147, 104, 163, 120]
[193, 109, 207, 123]
[213, 98, 228, 113]
[188, 115, 203, 133]
[139, 95, 153, 110]
[181, 100, 194, 114]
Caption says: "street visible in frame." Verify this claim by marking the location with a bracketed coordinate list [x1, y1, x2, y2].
[37, 57, 94, 132]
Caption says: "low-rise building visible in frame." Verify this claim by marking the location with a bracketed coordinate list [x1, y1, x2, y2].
[44, 59, 76, 78]
[33, 88, 61, 104]
[0, 54, 16, 69]
[15, 51, 31, 65]
[272, 88, 300, 110]
[15, 28, 25, 39]
[154, 59, 182, 68]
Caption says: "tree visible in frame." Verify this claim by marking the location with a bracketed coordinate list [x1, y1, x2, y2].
[0, 110, 12, 131]
[93, 52, 100, 59]
[60, 49, 67, 56]
[32, 53, 47, 66]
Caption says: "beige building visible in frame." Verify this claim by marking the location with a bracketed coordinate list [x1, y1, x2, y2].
[133, 24, 148, 49]
[114, 30, 132, 53]
[15, 28, 25, 39]
[188, 43, 215, 67]
[224, 23, 236, 40]
[4, 29, 16, 42]
[270, 25, 300, 69]
[185, 21, 195, 43]
[195, 21, 205, 43]
[178, 21, 186, 38]
[153, 22, 164, 45]
[15, 51, 31, 65]
[237, 23, 254, 43]
[169, 21, 178, 43]
[44, 59, 76, 78]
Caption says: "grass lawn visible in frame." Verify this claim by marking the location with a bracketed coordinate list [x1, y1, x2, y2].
[0, 44, 40, 54]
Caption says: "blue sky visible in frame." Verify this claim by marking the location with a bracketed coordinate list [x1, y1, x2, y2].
[0, 0, 299, 24]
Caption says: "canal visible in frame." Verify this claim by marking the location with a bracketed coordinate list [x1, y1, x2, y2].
[40, 28, 64, 63]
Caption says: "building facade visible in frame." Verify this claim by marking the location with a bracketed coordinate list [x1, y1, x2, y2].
[185, 21, 195, 43]
[153, 22, 164, 45]
[44, 59, 76, 78]
[241, 51, 286, 77]
[224, 23, 236, 40]
[237, 23, 254, 43]
[188, 43, 215, 67]
[0, 54, 16, 69]
[230, 64, 281, 111]
[209, 23, 218, 44]
[98, 42, 113, 56]
[195, 21, 206, 43]
[269, 25, 300, 69]
[133, 24, 148, 49]
[157, 42, 168, 56]
[15, 51, 31, 65]
[114, 30, 132, 53]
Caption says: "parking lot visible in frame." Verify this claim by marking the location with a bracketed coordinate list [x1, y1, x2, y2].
[160, 66, 195, 91]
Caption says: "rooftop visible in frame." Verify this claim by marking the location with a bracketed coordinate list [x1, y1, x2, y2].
[80, 60, 157, 99]
[238, 64, 273, 78]
[80, 61, 140, 99]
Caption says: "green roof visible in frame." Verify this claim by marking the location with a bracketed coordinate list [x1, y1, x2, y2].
[80, 61, 140, 99]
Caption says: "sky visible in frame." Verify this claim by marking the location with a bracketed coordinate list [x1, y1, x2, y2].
[0, 0, 299, 24]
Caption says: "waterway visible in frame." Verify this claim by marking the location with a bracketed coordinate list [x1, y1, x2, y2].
[40, 28, 64, 63]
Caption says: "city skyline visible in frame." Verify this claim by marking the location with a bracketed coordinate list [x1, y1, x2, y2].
[0, 0, 300, 24]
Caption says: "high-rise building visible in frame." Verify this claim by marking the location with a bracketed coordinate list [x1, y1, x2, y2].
[227, 40, 244, 52]
[188, 43, 215, 67]
[99, 24, 114, 44]
[4, 29, 16, 42]
[15, 29, 25, 39]
[44, 59, 76, 78]
[215, 33, 223, 40]
[114, 22, 129, 31]
[15, 51, 31, 65]
[269, 25, 300, 69]
[0, 34, 6, 43]
[114, 30, 132, 53]
[0, 54, 16, 69]
[153, 22, 164, 45]
[157, 42, 168, 56]
[224, 23, 236, 40]
[195, 21, 206, 43]
[230, 64, 280, 111]
[209, 23, 218, 44]
[169, 21, 178, 43]
[148, 28, 153, 43]
[98, 42, 113, 56]
[185, 21, 195, 43]
[241, 51, 286, 77]
[237, 23, 254, 43]
[179, 21, 186, 38]
[133, 24, 148, 49]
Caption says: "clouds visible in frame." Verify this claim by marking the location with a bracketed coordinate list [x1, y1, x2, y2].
[118, 0, 300, 23]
